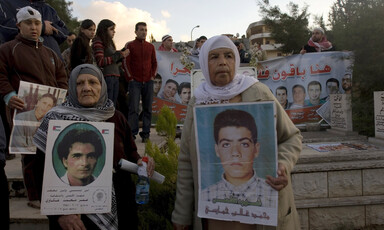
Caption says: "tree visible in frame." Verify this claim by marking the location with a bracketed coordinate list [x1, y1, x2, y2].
[45, 0, 80, 51]
[257, 1, 310, 54]
[329, 0, 384, 136]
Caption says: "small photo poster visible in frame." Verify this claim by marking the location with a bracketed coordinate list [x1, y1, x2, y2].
[41, 120, 114, 215]
[195, 102, 278, 226]
[9, 81, 67, 154]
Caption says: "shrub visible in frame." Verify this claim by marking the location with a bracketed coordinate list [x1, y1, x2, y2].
[137, 104, 180, 229]
[155, 106, 178, 139]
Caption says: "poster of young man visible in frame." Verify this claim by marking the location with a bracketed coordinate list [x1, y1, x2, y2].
[195, 102, 278, 226]
[257, 51, 354, 125]
[152, 51, 192, 124]
[41, 120, 114, 215]
[9, 81, 67, 154]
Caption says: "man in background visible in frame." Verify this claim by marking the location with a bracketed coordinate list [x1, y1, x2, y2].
[300, 27, 335, 54]
[158, 34, 178, 52]
[123, 22, 157, 143]
[191, 35, 207, 56]
[234, 41, 250, 63]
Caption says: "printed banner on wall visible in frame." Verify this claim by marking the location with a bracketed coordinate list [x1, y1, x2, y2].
[154, 51, 353, 125]
[257, 51, 354, 124]
[152, 51, 194, 124]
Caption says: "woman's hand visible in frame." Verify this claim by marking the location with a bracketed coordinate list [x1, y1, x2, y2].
[7, 96, 24, 110]
[266, 163, 288, 191]
[137, 156, 155, 177]
[121, 49, 130, 58]
[57, 215, 86, 230]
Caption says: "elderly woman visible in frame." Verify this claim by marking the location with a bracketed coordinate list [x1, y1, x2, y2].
[172, 36, 302, 230]
[34, 64, 154, 230]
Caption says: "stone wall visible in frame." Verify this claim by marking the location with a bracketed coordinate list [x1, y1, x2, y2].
[292, 133, 384, 230]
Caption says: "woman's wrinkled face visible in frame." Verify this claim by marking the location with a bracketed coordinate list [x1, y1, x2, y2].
[208, 48, 236, 87]
[76, 73, 101, 107]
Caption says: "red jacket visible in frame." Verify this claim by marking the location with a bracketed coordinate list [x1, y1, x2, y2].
[122, 38, 157, 82]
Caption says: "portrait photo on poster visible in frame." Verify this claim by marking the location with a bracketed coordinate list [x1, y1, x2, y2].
[9, 81, 67, 154]
[52, 122, 106, 186]
[41, 120, 114, 216]
[194, 101, 278, 226]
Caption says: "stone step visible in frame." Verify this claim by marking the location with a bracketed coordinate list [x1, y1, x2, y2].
[9, 197, 48, 230]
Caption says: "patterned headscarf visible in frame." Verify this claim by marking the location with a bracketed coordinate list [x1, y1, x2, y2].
[34, 64, 115, 153]
[194, 35, 258, 104]
[33, 64, 118, 230]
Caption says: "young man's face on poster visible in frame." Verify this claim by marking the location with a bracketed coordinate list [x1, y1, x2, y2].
[214, 126, 260, 186]
[63, 142, 98, 185]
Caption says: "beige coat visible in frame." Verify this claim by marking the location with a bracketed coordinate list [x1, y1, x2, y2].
[172, 82, 302, 230]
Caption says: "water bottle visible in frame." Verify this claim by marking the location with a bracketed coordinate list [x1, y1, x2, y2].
[135, 157, 150, 204]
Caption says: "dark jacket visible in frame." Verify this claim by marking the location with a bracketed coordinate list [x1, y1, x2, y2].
[123, 38, 157, 82]
[70, 33, 94, 71]
[0, 34, 68, 97]
[303, 44, 336, 53]
[0, 0, 68, 59]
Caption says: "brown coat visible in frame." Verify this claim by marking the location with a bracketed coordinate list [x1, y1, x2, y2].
[0, 34, 68, 97]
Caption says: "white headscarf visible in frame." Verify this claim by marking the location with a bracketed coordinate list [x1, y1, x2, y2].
[194, 35, 258, 104]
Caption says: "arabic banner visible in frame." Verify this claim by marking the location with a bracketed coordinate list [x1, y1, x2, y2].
[257, 51, 354, 124]
[152, 51, 193, 124]
[41, 120, 114, 215]
[9, 81, 67, 154]
[195, 102, 278, 226]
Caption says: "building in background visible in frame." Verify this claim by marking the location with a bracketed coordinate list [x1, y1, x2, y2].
[247, 21, 286, 60]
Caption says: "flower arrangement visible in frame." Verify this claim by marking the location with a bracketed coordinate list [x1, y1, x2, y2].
[248, 43, 266, 68]
[179, 46, 195, 71]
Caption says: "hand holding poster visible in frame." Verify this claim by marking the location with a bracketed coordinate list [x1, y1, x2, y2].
[9, 81, 67, 154]
[41, 120, 114, 215]
[195, 102, 278, 226]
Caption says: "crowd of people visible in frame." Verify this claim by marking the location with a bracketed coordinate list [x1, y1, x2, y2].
[0, 2, 344, 230]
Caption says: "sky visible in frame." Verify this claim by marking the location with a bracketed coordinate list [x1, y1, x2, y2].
[71, 0, 336, 48]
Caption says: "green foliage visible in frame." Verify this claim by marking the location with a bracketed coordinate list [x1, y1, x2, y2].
[137, 138, 180, 230]
[258, 1, 311, 54]
[155, 106, 178, 139]
[329, 0, 384, 136]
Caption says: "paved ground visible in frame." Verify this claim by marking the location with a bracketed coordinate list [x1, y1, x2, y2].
[5, 128, 384, 228]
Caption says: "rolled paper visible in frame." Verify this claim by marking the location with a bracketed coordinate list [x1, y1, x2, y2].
[118, 159, 165, 184]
